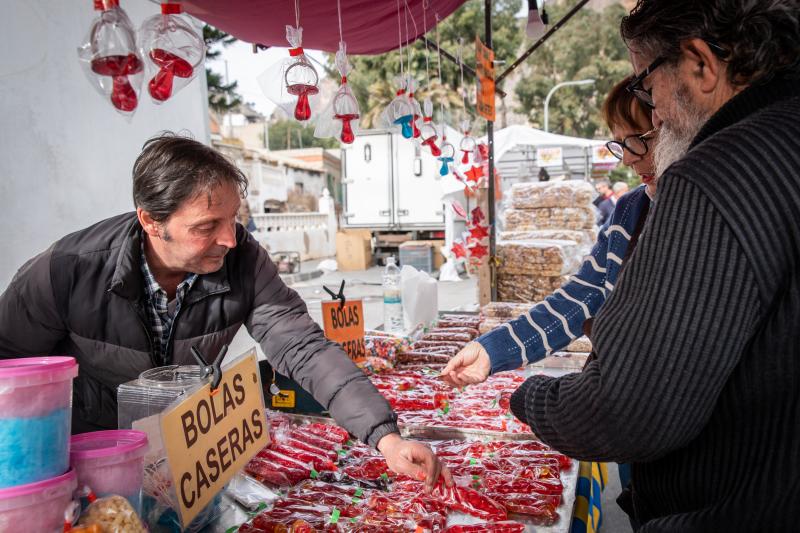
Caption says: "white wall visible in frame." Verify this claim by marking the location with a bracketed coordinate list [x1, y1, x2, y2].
[0, 0, 210, 289]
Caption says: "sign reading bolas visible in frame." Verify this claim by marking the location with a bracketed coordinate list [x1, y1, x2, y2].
[160, 351, 269, 527]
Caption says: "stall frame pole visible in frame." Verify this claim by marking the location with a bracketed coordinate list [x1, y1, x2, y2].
[485, 0, 497, 302]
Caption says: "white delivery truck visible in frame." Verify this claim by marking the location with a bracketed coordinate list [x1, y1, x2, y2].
[341, 127, 463, 232]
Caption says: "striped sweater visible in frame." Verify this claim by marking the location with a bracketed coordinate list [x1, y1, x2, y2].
[478, 186, 651, 372]
[510, 71, 800, 532]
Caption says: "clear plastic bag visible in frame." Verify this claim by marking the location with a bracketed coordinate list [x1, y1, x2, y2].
[258, 26, 320, 121]
[379, 76, 415, 138]
[496, 238, 582, 277]
[138, 3, 205, 104]
[509, 181, 595, 209]
[459, 119, 477, 165]
[419, 98, 441, 156]
[313, 42, 360, 144]
[77, 0, 143, 115]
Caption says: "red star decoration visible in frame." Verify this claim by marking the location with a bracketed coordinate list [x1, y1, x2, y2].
[469, 224, 489, 240]
[468, 242, 489, 260]
[471, 207, 486, 225]
[465, 165, 484, 183]
[451, 241, 468, 259]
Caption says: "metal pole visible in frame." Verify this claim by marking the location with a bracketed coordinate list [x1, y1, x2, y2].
[486, 0, 497, 302]
[543, 79, 595, 132]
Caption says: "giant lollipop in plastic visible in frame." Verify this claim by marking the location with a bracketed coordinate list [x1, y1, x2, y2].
[139, 2, 205, 104]
[419, 98, 441, 156]
[77, 0, 143, 114]
[460, 119, 477, 165]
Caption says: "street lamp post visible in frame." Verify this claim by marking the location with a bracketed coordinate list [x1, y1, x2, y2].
[544, 79, 595, 132]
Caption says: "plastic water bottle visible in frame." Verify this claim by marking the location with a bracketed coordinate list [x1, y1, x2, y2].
[383, 257, 404, 333]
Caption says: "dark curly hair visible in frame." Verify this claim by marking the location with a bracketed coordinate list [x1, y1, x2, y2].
[132, 132, 248, 222]
[621, 0, 800, 86]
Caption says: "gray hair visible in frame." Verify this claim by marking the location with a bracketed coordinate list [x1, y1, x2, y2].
[132, 132, 248, 222]
[612, 182, 629, 193]
[621, 0, 800, 86]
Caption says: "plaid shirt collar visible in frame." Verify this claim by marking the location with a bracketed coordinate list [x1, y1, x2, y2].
[140, 238, 198, 310]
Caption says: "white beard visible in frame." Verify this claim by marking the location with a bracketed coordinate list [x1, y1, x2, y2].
[654, 82, 709, 178]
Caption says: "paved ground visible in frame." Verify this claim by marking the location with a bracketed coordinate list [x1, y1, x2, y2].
[228, 258, 631, 532]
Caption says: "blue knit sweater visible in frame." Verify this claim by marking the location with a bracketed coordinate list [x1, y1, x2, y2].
[479, 185, 651, 373]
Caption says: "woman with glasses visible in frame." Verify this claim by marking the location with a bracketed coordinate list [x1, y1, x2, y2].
[443, 72, 659, 388]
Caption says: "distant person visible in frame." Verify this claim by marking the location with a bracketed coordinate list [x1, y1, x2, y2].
[237, 198, 257, 233]
[592, 179, 612, 207]
[597, 194, 615, 227]
[0, 133, 450, 491]
[612, 181, 629, 200]
[538, 167, 551, 182]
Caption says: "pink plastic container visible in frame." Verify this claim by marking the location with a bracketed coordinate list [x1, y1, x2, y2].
[70, 430, 148, 514]
[0, 469, 77, 532]
[0, 356, 78, 488]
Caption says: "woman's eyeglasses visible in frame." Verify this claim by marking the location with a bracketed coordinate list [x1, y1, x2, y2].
[606, 128, 658, 160]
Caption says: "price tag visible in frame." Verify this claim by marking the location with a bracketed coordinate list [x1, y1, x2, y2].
[321, 299, 366, 361]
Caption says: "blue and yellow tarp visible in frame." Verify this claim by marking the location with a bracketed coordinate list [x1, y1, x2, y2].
[571, 462, 608, 533]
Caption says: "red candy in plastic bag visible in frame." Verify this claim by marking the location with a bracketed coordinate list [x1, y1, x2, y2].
[138, 3, 205, 104]
[442, 522, 526, 533]
[78, 0, 143, 114]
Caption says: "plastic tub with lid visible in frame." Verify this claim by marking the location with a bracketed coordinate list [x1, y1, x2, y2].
[0, 356, 78, 488]
[70, 430, 149, 515]
[0, 469, 77, 532]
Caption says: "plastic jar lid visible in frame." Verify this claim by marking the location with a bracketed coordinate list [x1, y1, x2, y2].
[0, 357, 78, 390]
[0, 469, 77, 510]
[70, 430, 149, 466]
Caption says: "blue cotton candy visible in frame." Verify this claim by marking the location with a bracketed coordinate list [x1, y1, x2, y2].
[0, 407, 71, 488]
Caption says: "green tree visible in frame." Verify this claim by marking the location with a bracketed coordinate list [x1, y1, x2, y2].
[267, 119, 338, 151]
[341, 0, 523, 129]
[513, 3, 631, 138]
[204, 25, 243, 113]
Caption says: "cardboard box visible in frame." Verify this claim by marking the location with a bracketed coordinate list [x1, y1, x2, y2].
[336, 230, 372, 271]
[401, 240, 446, 270]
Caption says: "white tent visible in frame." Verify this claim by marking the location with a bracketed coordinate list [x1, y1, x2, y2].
[481, 124, 605, 163]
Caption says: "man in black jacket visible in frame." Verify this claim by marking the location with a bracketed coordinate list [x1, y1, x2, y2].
[0, 134, 449, 491]
[442, 1, 800, 530]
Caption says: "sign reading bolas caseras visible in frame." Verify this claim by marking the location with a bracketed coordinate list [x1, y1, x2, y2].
[160, 350, 269, 527]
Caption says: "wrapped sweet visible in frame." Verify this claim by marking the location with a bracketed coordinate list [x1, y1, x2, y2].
[258, 26, 320, 121]
[77, 0, 143, 115]
[509, 181, 595, 209]
[419, 98, 441, 156]
[314, 42, 360, 144]
[379, 77, 415, 138]
[437, 141, 456, 176]
[459, 119, 476, 165]
[138, 2, 205, 104]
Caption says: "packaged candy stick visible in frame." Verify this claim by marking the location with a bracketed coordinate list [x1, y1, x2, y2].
[138, 2, 205, 103]
[77, 0, 143, 115]
[315, 42, 361, 144]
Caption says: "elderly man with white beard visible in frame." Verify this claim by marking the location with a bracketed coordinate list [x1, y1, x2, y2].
[499, 1, 800, 531]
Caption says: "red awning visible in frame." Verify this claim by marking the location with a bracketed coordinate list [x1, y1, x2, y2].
[183, 0, 468, 55]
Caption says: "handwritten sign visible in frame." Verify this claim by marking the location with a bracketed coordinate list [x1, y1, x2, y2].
[322, 299, 366, 361]
[160, 352, 269, 527]
[475, 37, 496, 122]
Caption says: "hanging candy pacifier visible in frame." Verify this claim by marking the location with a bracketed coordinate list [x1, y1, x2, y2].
[332, 45, 359, 144]
[438, 141, 456, 176]
[419, 98, 441, 156]
[78, 0, 143, 114]
[258, 25, 321, 122]
[139, 2, 205, 104]
[380, 77, 415, 138]
[459, 119, 477, 165]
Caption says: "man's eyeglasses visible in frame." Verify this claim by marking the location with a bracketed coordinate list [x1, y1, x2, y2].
[606, 128, 658, 160]
[627, 41, 729, 109]
[626, 57, 665, 109]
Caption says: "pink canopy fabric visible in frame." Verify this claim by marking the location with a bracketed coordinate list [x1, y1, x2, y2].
[183, 0, 469, 55]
